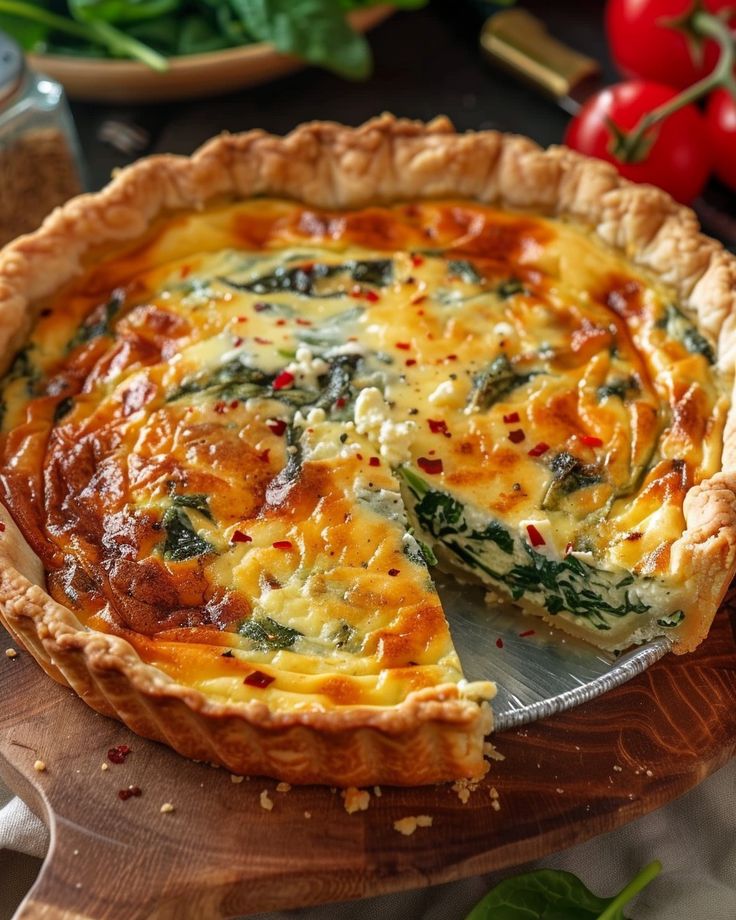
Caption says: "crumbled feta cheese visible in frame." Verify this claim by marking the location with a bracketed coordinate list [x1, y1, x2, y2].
[428, 379, 462, 407]
[285, 346, 329, 389]
[354, 387, 416, 465]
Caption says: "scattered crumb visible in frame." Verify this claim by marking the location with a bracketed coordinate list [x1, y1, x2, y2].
[613, 765, 623, 773]
[491, 800, 501, 812]
[101, 763, 109, 772]
[72, 849, 79, 856]
[489, 786, 501, 811]
[556, 788, 564, 794]
[33, 760, 46, 772]
[304, 811, 312, 819]
[451, 776, 482, 804]
[393, 815, 433, 836]
[373, 786, 382, 798]
[160, 803, 175, 814]
[230, 774, 244, 784]
[646, 769, 654, 777]
[276, 782, 291, 793]
[489, 786, 499, 800]
[483, 742, 505, 762]
[260, 790, 274, 811]
[342, 787, 370, 814]
[5, 648, 17, 659]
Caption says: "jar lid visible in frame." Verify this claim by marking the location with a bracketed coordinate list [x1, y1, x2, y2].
[0, 31, 25, 107]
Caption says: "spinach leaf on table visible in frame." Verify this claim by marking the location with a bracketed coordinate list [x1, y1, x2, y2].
[464, 861, 661, 920]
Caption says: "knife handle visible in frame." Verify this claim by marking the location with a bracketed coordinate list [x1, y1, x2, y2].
[480, 8, 600, 105]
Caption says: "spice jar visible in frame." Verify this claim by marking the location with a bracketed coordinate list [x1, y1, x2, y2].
[0, 31, 84, 248]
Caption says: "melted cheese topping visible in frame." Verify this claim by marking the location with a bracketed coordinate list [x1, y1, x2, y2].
[0, 199, 725, 703]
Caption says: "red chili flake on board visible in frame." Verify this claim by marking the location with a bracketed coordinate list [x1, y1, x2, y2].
[581, 435, 603, 448]
[273, 540, 293, 550]
[396, 342, 411, 351]
[273, 371, 294, 390]
[519, 630, 536, 638]
[405, 358, 417, 367]
[388, 568, 400, 577]
[508, 429, 525, 444]
[503, 412, 520, 424]
[255, 336, 273, 345]
[267, 418, 287, 436]
[296, 318, 312, 326]
[257, 449, 270, 463]
[496, 638, 504, 649]
[418, 457, 443, 475]
[231, 530, 252, 544]
[428, 419, 449, 435]
[118, 786, 142, 801]
[369, 457, 380, 467]
[526, 524, 546, 547]
[244, 670, 275, 689]
[411, 254, 424, 267]
[528, 442, 550, 457]
[107, 744, 131, 764]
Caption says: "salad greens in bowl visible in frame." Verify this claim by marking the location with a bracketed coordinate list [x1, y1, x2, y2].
[0, 1, 426, 102]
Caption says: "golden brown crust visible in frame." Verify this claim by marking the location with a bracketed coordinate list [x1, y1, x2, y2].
[1, 115, 735, 783]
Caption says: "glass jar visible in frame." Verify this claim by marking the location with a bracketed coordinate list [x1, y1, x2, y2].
[0, 31, 85, 248]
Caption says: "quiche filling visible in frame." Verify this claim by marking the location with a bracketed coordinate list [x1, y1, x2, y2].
[0, 199, 725, 709]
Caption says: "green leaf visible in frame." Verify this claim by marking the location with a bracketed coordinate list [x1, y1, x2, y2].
[227, 0, 372, 79]
[68, 0, 180, 24]
[464, 861, 662, 920]
[468, 354, 537, 412]
[448, 259, 483, 284]
[659, 304, 715, 364]
[161, 507, 215, 561]
[68, 290, 125, 350]
[171, 492, 214, 521]
[239, 615, 303, 651]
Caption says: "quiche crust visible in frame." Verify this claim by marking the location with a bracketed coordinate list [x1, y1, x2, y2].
[0, 115, 734, 784]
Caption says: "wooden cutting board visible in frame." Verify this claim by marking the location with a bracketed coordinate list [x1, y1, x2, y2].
[1, 595, 735, 920]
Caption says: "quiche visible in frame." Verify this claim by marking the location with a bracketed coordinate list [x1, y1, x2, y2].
[0, 116, 735, 786]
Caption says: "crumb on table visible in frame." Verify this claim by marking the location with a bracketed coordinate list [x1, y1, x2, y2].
[33, 760, 46, 772]
[393, 815, 433, 836]
[260, 790, 274, 811]
[342, 787, 370, 814]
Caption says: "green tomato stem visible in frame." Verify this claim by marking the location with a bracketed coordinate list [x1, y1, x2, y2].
[597, 860, 662, 920]
[612, 11, 735, 163]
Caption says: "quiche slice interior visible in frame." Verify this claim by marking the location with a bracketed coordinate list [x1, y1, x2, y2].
[0, 119, 734, 786]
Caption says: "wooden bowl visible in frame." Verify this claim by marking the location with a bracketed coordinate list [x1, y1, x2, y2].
[28, 6, 393, 104]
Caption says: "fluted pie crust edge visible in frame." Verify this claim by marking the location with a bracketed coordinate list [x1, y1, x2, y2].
[0, 115, 734, 785]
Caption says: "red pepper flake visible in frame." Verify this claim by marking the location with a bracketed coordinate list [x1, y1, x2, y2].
[267, 418, 287, 436]
[356, 453, 363, 461]
[276, 319, 287, 327]
[214, 401, 227, 415]
[410, 254, 424, 267]
[396, 342, 411, 351]
[581, 435, 603, 448]
[417, 457, 443, 475]
[257, 449, 271, 463]
[180, 264, 191, 278]
[107, 744, 131, 764]
[411, 294, 427, 306]
[0, 522, 5, 533]
[118, 786, 142, 801]
[405, 358, 417, 367]
[503, 412, 520, 424]
[236, 315, 248, 323]
[244, 670, 275, 689]
[388, 568, 400, 577]
[232, 337, 243, 347]
[508, 429, 525, 444]
[230, 400, 239, 409]
[445, 354, 458, 362]
[369, 457, 380, 467]
[296, 318, 312, 326]
[625, 531, 643, 542]
[565, 542, 574, 556]
[528, 442, 550, 457]
[231, 530, 252, 544]
[519, 629, 536, 638]
[272, 540, 293, 550]
[526, 524, 546, 547]
[364, 290, 380, 303]
[273, 371, 294, 390]
[254, 302, 270, 312]
[335, 397, 347, 408]
[428, 419, 449, 435]
[255, 336, 273, 345]
[496, 638, 504, 649]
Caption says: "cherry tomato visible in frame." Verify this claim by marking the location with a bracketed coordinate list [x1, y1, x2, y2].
[564, 81, 712, 203]
[705, 88, 736, 189]
[606, 0, 736, 89]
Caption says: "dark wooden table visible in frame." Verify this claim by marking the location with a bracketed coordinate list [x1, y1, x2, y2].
[69, 0, 614, 191]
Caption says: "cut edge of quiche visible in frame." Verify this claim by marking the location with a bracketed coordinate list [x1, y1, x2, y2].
[0, 115, 734, 786]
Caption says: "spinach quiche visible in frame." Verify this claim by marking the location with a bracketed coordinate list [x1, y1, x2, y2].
[0, 116, 734, 786]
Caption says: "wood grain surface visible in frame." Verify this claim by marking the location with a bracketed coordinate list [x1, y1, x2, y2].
[1, 594, 735, 920]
